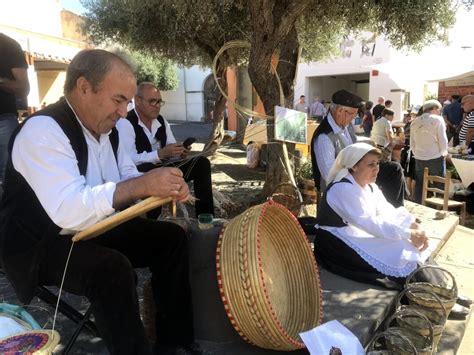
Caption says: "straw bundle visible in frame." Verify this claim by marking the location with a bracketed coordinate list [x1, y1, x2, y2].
[216, 200, 322, 350]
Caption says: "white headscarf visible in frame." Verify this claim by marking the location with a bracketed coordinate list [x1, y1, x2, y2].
[327, 143, 377, 184]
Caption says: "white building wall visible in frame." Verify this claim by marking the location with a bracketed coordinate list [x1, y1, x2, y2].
[295, 8, 474, 121]
[160, 66, 211, 122]
[0, 0, 63, 37]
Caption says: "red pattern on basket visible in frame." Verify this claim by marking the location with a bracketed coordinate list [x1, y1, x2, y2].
[216, 227, 250, 344]
[238, 208, 281, 348]
[0, 332, 49, 352]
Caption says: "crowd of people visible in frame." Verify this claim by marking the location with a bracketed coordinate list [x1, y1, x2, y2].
[1, 40, 473, 354]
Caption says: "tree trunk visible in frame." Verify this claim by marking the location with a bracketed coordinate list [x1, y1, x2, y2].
[204, 63, 227, 153]
[246, 0, 310, 195]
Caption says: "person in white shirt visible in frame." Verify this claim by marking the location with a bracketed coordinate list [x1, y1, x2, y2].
[370, 108, 395, 161]
[117, 82, 214, 217]
[315, 143, 430, 288]
[311, 89, 406, 207]
[309, 96, 325, 121]
[410, 99, 448, 203]
[0, 49, 200, 355]
[294, 95, 309, 114]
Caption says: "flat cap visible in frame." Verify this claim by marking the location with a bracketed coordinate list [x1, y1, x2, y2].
[332, 89, 364, 108]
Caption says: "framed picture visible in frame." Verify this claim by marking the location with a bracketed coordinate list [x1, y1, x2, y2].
[274, 106, 307, 144]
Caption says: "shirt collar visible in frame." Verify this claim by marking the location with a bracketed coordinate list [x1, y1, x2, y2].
[65, 98, 112, 143]
[327, 112, 345, 134]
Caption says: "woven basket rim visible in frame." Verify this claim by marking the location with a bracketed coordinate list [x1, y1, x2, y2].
[216, 200, 322, 350]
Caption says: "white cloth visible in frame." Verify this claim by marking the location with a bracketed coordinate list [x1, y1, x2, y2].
[371, 117, 392, 147]
[309, 101, 325, 117]
[318, 174, 430, 277]
[326, 142, 375, 184]
[12, 112, 140, 234]
[116, 109, 177, 165]
[314, 112, 354, 183]
[410, 113, 448, 160]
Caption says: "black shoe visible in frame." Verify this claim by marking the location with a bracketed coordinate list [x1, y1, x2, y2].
[448, 303, 470, 320]
[457, 294, 473, 308]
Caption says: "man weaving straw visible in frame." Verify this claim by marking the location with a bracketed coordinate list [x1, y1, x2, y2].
[0, 49, 202, 354]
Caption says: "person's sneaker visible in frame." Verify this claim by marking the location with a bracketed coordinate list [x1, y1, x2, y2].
[448, 303, 470, 320]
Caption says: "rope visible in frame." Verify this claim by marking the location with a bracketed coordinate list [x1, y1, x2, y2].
[51, 240, 75, 341]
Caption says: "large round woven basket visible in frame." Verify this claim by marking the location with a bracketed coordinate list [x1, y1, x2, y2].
[0, 330, 60, 354]
[216, 200, 322, 350]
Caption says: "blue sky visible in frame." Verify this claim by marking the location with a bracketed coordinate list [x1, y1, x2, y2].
[61, 0, 86, 15]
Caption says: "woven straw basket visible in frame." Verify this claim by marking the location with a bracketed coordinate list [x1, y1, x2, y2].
[270, 183, 302, 217]
[405, 265, 457, 318]
[0, 330, 60, 354]
[385, 307, 434, 355]
[216, 200, 322, 350]
[367, 329, 419, 355]
[395, 287, 446, 352]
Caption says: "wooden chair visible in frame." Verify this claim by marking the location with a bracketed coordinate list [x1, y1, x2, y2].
[421, 167, 466, 225]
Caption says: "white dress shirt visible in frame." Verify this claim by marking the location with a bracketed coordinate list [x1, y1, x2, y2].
[410, 113, 448, 160]
[309, 101, 325, 117]
[318, 174, 431, 277]
[12, 111, 140, 234]
[371, 117, 392, 147]
[314, 113, 354, 184]
[116, 109, 177, 165]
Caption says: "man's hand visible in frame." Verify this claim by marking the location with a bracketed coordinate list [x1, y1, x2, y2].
[113, 167, 187, 209]
[410, 229, 429, 252]
[158, 143, 186, 159]
[180, 147, 191, 159]
[143, 167, 185, 198]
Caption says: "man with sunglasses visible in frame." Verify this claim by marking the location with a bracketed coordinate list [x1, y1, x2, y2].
[311, 89, 406, 207]
[117, 82, 214, 217]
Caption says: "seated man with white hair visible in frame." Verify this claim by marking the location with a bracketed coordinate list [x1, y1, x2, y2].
[311, 89, 406, 207]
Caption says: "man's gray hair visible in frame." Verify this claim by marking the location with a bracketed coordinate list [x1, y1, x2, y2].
[422, 99, 442, 113]
[136, 82, 158, 97]
[64, 49, 135, 94]
[329, 103, 342, 112]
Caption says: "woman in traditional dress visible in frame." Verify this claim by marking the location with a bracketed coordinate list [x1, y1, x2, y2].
[314, 142, 430, 289]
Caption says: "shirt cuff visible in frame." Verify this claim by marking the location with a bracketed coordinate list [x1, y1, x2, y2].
[95, 181, 117, 217]
[402, 227, 412, 240]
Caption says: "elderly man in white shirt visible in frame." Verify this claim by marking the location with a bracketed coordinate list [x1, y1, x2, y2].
[311, 89, 406, 207]
[410, 99, 448, 203]
[0, 49, 200, 355]
[117, 82, 214, 217]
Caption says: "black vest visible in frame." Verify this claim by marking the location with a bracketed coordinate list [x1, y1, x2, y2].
[125, 110, 167, 172]
[310, 117, 357, 190]
[0, 98, 119, 303]
[310, 117, 332, 190]
[317, 178, 351, 227]
[317, 178, 374, 226]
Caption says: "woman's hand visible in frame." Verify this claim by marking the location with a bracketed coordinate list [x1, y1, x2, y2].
[410, 229, 429, 252]
[410, 222, 421, 230]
